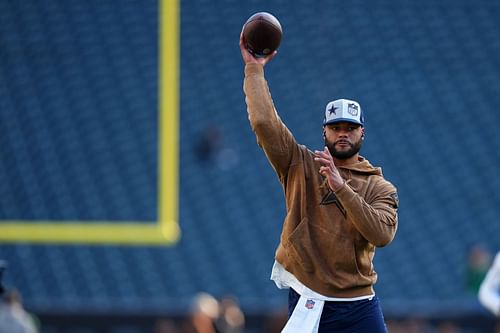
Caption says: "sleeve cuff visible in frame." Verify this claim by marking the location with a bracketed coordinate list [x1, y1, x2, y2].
[245, 63, 264, 77]
[334, 181, 355, 202]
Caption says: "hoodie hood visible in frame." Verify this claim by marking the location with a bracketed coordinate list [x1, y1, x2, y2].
[338, 156, 382, 176]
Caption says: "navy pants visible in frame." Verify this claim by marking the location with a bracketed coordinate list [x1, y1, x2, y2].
[288, 288, 388, 333]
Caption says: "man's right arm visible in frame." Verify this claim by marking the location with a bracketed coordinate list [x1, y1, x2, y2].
[241, 35, 296, 177]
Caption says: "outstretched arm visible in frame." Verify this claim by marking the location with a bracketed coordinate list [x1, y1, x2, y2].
[241, 32, 297, 179]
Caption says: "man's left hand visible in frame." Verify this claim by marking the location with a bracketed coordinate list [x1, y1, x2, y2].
[314, 147, 344, 192]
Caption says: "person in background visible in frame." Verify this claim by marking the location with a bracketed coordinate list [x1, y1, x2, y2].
[215, 295, 245, 333]
[194, 126, 222, 164]
[479, 251, 500, 317]
[466, 244, 492, 293]
[0, 289, 39, 333]
[183, 292, 220, 333]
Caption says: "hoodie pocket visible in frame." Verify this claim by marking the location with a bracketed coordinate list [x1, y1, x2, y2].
[318, 231, 361, 289]
[289, 218, 364, 289]
[287, 217, 315, 273]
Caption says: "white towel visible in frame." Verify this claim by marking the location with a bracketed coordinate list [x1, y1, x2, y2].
[281, 295, 325, 333]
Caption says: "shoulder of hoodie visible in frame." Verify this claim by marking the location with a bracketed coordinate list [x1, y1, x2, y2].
[299, 147, 397, 189]
[343, 156, 398, 192]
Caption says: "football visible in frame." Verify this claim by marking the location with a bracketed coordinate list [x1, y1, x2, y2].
[242, 12, 282, 57]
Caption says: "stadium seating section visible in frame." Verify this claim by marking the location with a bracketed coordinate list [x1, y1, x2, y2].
[0, 0, 499, 318]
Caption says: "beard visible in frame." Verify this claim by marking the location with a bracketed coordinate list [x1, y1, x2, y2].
[325, 136, 363, 160]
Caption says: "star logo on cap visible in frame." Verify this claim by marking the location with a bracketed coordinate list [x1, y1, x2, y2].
[328, 104, 338, 115]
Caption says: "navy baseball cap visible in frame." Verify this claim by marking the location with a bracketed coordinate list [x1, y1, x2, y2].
[323, 99, 364, 126]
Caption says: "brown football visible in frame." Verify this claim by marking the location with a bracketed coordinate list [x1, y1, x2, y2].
[242, 12, 282, 57]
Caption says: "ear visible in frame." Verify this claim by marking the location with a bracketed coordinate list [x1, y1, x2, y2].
[361, 127, 365, 139]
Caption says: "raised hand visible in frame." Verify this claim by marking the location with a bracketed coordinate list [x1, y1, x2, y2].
[240, 31, 277, 66]
[314, 146, 345, 192]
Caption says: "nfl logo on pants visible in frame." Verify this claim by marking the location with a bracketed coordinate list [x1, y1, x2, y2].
[305, 299, 315, 309]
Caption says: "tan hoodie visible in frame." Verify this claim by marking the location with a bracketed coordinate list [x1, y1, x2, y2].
[243, 63, 399, 298]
